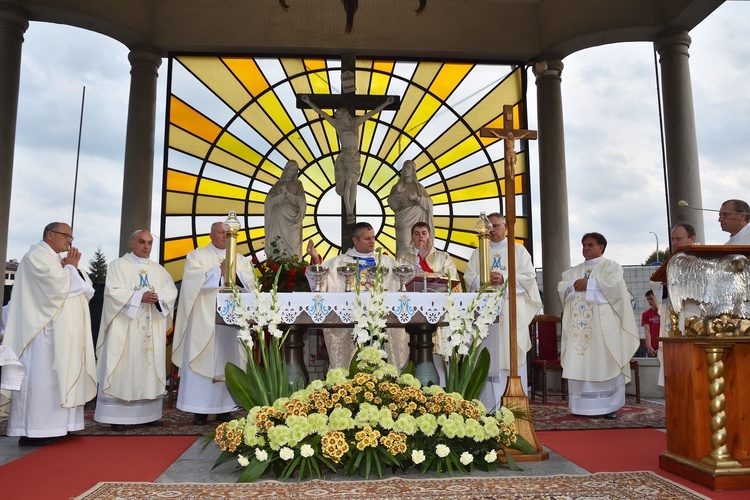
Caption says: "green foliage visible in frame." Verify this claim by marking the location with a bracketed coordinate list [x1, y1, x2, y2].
[643, 249, 670, 265]
[253, 237, 310, 292]
[87, 246, 108, 283]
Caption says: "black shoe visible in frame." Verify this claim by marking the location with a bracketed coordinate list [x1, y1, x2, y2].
[193, 413, 208, 425]
[215, 412, 234, 423]
[604, 412, 617, 420]
[145, 419, 163, 427]
[110, 424, 127, 431]
[18, 436, 56, 447]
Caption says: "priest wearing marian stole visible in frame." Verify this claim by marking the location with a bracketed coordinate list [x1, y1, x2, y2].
[306, 222, 408, 371]
[1, 222, 97, 446]
[94, 230, 177, 430]
[172, 222, 256, 425]
[558, 232, 639, 419]
[463, 213, 542, 411]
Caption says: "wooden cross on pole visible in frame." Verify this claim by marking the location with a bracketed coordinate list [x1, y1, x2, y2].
[296, 53, 400, 250]
[480, 105, 547, 461]
[481, 104, 537, 383]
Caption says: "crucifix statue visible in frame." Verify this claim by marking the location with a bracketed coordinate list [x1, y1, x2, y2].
[481, 104, 547, 459]
[297, 54, 400, 229]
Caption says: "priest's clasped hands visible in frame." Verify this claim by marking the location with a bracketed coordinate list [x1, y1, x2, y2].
[61, 247, 82, 268]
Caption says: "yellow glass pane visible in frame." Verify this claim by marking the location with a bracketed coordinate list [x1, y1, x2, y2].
[222, 57, 270, 97]
[164, 237, 197, 261]
[197, 179, 246, 199]
[170, 97, 221, 144]
[166, 170, 198, 194]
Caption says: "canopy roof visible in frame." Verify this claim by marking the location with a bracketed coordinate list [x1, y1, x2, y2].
[17, 0, 722, 61]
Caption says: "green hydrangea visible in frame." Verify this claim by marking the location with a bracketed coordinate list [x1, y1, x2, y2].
[329, 407, 355, 431]
[415, 413, 438, 437]
[393, 413, 418, 436]
[266, 424, 291, 450]
[397, 373, 422, 389]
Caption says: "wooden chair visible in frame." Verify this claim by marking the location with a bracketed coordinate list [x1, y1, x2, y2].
[627, 360, 641, 403]
[530, 314, 567, 404]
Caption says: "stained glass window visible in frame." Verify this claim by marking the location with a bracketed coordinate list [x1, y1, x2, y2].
[161, 56, 532, 282]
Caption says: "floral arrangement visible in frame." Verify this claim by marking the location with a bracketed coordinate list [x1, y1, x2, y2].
[252, 237, 310, 292]
[213, 251, 532, 482]
[438, 277, 507, 401]
[214, 355, 527, 482]
[224, 261, 299, 410]
[350, 248, 389, 369]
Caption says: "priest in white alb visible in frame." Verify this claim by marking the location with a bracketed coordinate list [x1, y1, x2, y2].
[306, 221, 407, 370]
[558, 232, 639, 419]
[172, 221, 256, 425]
[0, 222, 97, 446]
[463, 212, 542, 411]
[94, 230, 177, 430]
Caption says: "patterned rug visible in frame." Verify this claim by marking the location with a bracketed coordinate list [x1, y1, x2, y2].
[529, 397, 666, 431]
[0, 397, 664, 436]
[74, 471, 707, 499]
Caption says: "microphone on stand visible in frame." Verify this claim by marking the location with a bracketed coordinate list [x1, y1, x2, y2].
[677, 200, 743, 215]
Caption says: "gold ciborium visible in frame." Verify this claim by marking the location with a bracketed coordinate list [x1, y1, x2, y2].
[337, 264, 358, 292]
[308, 264, 328, 292]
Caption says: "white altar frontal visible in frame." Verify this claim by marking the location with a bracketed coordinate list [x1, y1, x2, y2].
[216, 292, 499, 386]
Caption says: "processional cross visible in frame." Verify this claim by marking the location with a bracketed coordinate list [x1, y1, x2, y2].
[481, 105, 546, 459]
[296, 54, 400, 248]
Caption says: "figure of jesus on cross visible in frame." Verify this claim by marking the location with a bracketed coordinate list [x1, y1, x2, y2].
[301, 94, 395, 224]
[297, 54, 400, 227]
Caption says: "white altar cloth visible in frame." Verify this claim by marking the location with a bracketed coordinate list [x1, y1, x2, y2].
[216, 292, 499, 327]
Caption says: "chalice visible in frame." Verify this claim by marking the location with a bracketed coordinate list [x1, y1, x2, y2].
[393, 264, 415, 292]
[336, 264, 358, 292]
[308, 264, 328, 292]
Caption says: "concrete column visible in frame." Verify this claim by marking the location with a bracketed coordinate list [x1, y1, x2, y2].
[0, 6, 28, 275]
[655, 30, 704, 244]
[119, 46, 161, 255]
[532, 56, 569, 316]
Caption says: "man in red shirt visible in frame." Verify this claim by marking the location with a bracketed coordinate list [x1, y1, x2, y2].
[641, 290, 660, 357]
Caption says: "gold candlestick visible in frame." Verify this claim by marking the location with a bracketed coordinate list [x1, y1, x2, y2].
[221, 211, 241, 292]
[475, 212, 492, 288]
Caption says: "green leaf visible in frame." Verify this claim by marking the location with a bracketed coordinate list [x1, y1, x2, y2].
[238, 457, 272, 482]
[463, 347, 491, 400]
[400, 360, 416, 376]
[499, 447, 522, 471]
[212, 450, 239, 470]
[510, 433, 537, 454]
[225, 362, 257, 409]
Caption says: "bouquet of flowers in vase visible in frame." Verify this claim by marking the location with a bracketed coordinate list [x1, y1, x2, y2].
[253, 237, 310, 292]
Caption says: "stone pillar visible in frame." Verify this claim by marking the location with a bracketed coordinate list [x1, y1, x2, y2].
[532, 57, 569, 316]
[119, 46, 162, 255]
[655, 30, 704, 244]
[0, 6, 28, 274]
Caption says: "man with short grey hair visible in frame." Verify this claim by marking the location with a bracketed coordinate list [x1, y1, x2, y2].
[1, 222, 97, 446]
[719, 199, 750, 244]
[94, 230, 178, 431]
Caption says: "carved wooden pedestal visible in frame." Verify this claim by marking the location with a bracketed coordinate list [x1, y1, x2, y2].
[660, 338, 750, 490]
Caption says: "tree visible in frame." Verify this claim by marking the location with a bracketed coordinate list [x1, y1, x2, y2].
[88, 246, 108, 283]
[643, 249, 670, 265]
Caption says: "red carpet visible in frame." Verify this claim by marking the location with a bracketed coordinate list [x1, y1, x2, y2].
[0, 435, 197, 500]
[538, 429, 748, 499]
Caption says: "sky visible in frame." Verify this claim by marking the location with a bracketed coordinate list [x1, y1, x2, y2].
[7, 2, 750, 270]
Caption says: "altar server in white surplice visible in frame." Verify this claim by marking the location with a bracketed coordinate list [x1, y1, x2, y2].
[558, 232, 640, 420]
[306, 222, 407, 371]
[172, 222, 256, 426]
[463, 213, 542, 411]
[94, 230, 177, 430]
[0, 222, 97, 446]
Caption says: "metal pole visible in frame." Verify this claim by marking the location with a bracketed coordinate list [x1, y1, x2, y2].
[649, 231, 660, 261]
[71, 86, 85, 229]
